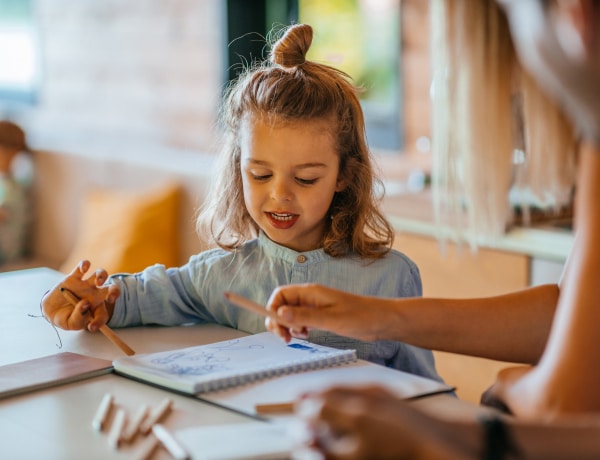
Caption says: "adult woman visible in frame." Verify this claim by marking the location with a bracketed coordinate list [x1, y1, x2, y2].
[266, 0, 600, 457]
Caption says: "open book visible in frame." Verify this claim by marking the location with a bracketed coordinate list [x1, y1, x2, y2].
[113, 332, 357, 394]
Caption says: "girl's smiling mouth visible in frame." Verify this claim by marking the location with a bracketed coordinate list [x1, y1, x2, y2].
[266, 212, 299, 229]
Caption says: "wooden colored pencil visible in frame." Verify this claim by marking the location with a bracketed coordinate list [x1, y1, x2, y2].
[60, 287, 135, 356]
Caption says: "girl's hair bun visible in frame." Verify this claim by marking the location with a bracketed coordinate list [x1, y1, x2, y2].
[270, 23, 313, 68]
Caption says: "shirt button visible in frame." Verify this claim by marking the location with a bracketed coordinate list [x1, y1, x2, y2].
[297, 255, 307, 263]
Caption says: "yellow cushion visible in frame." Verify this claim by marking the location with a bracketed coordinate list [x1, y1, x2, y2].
[60, 183, 181, 274]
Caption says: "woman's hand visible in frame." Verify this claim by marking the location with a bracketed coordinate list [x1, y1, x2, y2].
[265, 284, 386, 343]
[480, 365, 555, 420]
[295, 385, 473, 460]
[41, 259, 120, 332]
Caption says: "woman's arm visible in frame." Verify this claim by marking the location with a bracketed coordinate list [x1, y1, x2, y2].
[267, 282, 558, 364]
[494, 142, 600, 418]
[379, 283, 558, 364]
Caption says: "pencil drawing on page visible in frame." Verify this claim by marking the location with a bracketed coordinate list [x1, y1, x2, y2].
[148, 338, 327, 377]
[112, 332, 359, 394]
[150, 339, 262, 376]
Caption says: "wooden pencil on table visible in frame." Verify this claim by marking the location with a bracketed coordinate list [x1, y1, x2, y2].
[60, 287, 135, 356]
[255, 401, 295, 414]
[122, 403, 149, 443]
[139, 397, 174, 435]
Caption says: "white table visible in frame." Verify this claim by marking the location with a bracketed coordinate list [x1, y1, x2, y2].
[0, 268, 255, 459]
[0, 268, 491, 459]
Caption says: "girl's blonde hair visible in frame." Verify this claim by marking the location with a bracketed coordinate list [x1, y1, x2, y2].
[431, 0, 577, 244]
[198, 23, 393, 258]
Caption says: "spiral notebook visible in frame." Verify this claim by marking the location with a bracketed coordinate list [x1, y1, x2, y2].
[112, 332, 356, 395]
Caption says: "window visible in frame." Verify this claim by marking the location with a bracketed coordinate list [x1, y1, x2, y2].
[298, 0, 402, 150]
[224, 0, 297, 82]
[0, 0, 40, 106]
[225, 0, 403, 151]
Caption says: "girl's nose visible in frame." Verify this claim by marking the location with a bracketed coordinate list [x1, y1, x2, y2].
[270, 179, 292, 201]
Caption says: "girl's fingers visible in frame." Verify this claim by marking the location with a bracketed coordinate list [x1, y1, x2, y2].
[84, 269, 99, 286]
[106, 284, 121, 304]
[93, 268, 109, 286]
[75, 259, 91, 277]
[62, 263, 115, 308]
[65, 260, 89, 280]
[55, 300, 91, 330]
[86, 302, 110, 332]
[76, 299, 91, 316]
[69, 261, 107, 288]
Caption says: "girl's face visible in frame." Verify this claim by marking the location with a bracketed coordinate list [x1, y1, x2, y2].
[240, 115, 345, 252]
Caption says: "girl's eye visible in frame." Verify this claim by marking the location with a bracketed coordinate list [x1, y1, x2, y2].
[296, 177, 318, 185]
[250, 173, 271, 181]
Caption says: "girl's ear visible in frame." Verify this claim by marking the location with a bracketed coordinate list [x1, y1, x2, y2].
[335, 175, 347, 192]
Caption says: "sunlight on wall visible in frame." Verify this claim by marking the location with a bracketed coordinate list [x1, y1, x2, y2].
[0, 26, 37, 90]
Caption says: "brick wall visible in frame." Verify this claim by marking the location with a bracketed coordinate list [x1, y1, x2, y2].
[6, 0, 224, 153]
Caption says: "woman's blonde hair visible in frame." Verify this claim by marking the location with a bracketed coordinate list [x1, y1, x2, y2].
[431, 0, 577, 244]
[198, 24, 393, 258]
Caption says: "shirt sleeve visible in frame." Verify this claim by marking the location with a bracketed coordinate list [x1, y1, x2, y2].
[107, 261, 216, 328]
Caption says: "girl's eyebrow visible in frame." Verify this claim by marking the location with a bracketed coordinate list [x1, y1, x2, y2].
[245, 158, 327, 169]
[296, 162, 327, 170]
[244, 159, 269, 166]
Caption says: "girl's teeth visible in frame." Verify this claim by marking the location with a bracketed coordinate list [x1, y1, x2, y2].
[271, 213, 293, 221]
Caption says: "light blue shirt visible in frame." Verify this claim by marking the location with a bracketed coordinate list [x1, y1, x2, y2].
[108, 232, 443, 382]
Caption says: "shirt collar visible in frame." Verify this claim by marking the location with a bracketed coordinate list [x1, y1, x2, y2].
[257, 231, 330, 263]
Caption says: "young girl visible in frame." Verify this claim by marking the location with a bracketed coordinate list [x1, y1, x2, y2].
[42, 24, 443, 382]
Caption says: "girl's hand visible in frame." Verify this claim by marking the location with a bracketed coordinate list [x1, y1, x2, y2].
[41, 259, 120, 332]
[265, 284, 385, 343]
